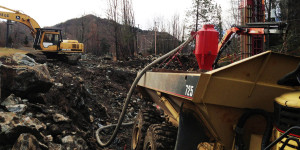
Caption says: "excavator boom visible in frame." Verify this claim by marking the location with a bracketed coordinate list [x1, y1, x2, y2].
[218, 22, 286, 52]
[0, 5, 40, 37]
[213, 22, 287, 69]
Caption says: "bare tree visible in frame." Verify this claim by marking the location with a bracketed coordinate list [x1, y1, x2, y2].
[106, 0, 137, 59]
[147, 14, 185, 55]
[107, 0, 120, 60]
[170, 14, 181, 49]
[121, 0, 134, 26]
[279, 0, 300, 54]
[120, 0, 136, 57]
[107, 0, 119, 22]
[73, 14, 89, 54]
[181, 23, 186, 41]
[152, 16, 167, 32]
[229, 0, 240, 26]
[171, 14, 180, 40]
[79, 14, 88, 42]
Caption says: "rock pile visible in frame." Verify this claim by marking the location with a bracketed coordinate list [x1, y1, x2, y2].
[0, 54, 92, 149]
[0, 52, 198, 149]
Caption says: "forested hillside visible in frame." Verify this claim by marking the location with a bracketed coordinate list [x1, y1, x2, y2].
[0, 14, 183, 59]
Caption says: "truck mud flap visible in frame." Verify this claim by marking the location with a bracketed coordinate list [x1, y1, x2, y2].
[175, 103, 209, 150]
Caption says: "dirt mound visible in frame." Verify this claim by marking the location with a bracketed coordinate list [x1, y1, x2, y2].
[0, 52, 199, 149]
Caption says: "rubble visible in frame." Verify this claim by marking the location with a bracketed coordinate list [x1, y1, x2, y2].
[52, 113, 71, 123]
[0, 112, 46, 145]
[0, 52, 198, 149]
[11, 133, 43, 150]
[6, 104, 27, 113]
[1, 94, 21, 106]
[1, 94, 27, 113]
[48, 142, 62, 150]
[61, 135, 88, 150]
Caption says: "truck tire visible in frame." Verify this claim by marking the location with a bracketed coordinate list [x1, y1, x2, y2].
[143, 124, 177, 150]
[131, 108, 163, 150]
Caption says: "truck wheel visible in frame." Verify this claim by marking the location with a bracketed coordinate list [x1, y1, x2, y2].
[131, 108, 163, 150]
[143, 124, 177, 150]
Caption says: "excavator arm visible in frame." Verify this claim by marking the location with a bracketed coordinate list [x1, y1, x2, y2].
[214, 22, 286, 69]
[0, 5, 40, 37]
[218, 26, 266, 52]
[218, 22, 286, 52]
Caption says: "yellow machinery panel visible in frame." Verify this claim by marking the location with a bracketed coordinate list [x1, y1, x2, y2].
[137, 51, 300, 149]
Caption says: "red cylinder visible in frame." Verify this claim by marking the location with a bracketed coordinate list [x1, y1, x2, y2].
[194, 24, 219, 71]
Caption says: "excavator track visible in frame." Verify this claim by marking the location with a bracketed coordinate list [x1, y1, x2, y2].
[26, 52, 80, 65]
[65, 54, 81, 65]
[26, 51, 47, 64]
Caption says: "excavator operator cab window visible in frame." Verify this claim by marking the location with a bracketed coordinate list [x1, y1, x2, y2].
[43, 33, 59, 48]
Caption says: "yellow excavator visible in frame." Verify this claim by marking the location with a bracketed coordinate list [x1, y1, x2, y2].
[0, 5, 84, 63]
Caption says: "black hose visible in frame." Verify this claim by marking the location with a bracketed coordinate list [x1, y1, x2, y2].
[234, 109, 273, 150]
[277, 63, 300, 86]
[95, 121, 134, 144]
[95, 35, 195, 147]
[212, 33, 236, 69]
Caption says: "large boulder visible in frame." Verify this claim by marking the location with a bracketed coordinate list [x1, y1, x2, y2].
[0, 53, 53, 98]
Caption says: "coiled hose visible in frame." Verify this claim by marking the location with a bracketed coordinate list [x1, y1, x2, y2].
[95, 35, 195, 147]
[234, 109, 273, 150]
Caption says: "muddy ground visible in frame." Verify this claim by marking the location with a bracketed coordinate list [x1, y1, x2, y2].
[0, 52, 198, 150]
[46, 55, 152, 149]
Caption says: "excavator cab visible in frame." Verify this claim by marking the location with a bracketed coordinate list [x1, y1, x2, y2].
[33, 28, 62, 52]
[33, 28, 84, 54]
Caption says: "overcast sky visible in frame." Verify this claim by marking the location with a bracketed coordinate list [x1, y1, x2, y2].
[0, 0, 231, 30]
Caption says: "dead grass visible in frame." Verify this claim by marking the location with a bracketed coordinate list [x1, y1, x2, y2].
[0, 48, 28, 57]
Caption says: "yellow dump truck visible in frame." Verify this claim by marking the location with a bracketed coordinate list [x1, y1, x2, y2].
[95, 23, 300, 150]
[135, 51, 300, 150]
[131, 24, 300, 150]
